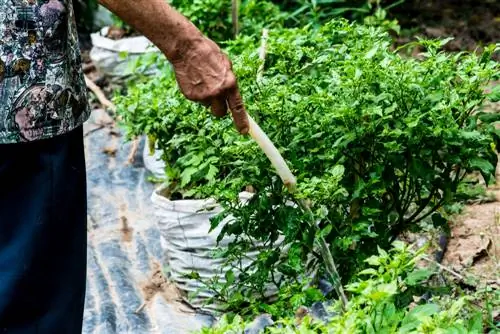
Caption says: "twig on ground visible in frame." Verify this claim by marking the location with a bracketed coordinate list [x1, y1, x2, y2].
[82, 63, 96, 73]
[84, 74, 117, 113]
[83, 125, 105, 137]
[420, 254, 465, 281]
[134, 302, 147, 314]
[126, 137, 140, 165]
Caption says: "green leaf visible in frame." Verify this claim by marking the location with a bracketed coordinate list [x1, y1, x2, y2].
[367, 282, 397, 300]
[225, 270, 235, 285]
[377, 246, 388, 258]
[469, 157, 495, 177]
[118, 50, 129, 59]
[180, 167, 198, 187]
[205, 165, 218, 182]
[182, 188, 198, 198]
[478, 112, 500, 123]
[365, 45, 379, 59]
[487, 84, 500, 102]
[402, 303, 440, 325]
[355, 68, 363, 79]
[467, 311, 483, 332]
[318, 224, 332, 238]
[330, 165, 345, 179]
[405, 268, 434, 286]
[460, 130, 483, 141]
[358, 268, 378, 276]
[365, 255, 381, 266]
[383, 303, 397, 323]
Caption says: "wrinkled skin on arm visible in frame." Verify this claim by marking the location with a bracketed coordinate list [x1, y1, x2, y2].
[98, 0, 249, 134]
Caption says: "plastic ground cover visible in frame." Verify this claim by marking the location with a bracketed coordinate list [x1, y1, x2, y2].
[82, 110, 214, 334]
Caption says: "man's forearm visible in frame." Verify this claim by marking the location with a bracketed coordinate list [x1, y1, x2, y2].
[98, 0, 203, 61]
[98, 0, 250, 134]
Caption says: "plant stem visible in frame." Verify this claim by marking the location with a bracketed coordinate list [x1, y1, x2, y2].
[297, 198, 349, 310]
[231, 0, 240, 37]
[257, 29, 269, 82]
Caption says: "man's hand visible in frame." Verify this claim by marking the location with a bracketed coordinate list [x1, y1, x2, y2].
[98, 0, 249, 134]
[170, 37, 249, 134]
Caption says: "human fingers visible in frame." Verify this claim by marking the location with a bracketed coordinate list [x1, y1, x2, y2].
[226, 85, 249, 135]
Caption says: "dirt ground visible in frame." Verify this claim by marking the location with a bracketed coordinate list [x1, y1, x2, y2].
[392, 0, 500, 60]
[442, 129, 500, 286]
[444, 197, 500, 284]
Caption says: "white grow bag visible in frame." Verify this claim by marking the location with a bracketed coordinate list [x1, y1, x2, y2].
[151, 187, 283, 312]
[90, 27, 161, 78]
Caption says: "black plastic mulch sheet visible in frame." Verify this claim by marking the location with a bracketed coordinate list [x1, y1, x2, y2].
[82, 111, 214, 334]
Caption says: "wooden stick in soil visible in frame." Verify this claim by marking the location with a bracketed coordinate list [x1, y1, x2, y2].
[245, 115, 348, 310]
[242, 29, 348, 309]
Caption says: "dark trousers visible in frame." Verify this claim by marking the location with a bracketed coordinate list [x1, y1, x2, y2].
[0, 127, 87, 333]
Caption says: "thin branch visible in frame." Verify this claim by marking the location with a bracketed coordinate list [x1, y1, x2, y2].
[420, 255, 465, 281]
[257, 28, 269, 82]
[412, 198, 445, 225]
[399, 152, 411, 210]
[84, 74, 117, 113]
[231, 0, 240, 37]
[405, 186, 437, 223]
[126, 137, 140, 165]
[298, 199, 348, 310]
[402, 184, 416, 214]
[390, 183, 432, 242]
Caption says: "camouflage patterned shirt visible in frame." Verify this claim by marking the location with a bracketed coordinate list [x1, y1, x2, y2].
[0, 0, 90, 144]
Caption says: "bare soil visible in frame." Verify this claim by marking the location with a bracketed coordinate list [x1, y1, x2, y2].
[444, 200, 500, 282]
[443, 150, 500, 284]
[392, 0, 500, 60]
[137, 262, 192, 314]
